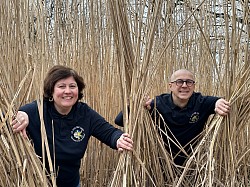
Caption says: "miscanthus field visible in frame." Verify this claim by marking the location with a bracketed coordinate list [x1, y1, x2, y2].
[0, 0, 249, 186]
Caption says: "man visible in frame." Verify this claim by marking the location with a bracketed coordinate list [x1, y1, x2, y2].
[115, 69, 230, 165]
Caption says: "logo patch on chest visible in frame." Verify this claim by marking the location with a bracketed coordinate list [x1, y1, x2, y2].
[189, 112, 199, 123]
[71, 126, 85, 142]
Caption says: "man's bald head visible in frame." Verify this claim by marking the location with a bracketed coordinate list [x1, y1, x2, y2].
[170, 69, 195, 82]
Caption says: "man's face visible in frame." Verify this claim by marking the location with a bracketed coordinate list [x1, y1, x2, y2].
[169, 70, 195, 103]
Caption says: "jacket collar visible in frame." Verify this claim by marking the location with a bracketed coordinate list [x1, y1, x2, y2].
[47, 101, 76, 120]
[169, 92, 195, 110]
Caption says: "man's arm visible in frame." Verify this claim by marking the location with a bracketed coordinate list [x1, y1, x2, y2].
[114, 111, 124, 127]
[115, 96, 153, 127]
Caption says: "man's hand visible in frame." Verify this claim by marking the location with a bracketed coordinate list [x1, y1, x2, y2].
[144, 96, 153, 110]
[214, 98, 230, 116]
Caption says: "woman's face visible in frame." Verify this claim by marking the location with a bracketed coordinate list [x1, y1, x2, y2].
[52, 76, 78, 115]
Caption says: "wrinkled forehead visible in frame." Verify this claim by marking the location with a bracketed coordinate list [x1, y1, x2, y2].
[171, 70, 195, 81]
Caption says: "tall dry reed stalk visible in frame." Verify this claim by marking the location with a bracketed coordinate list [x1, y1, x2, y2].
[0, 0, 249, 186]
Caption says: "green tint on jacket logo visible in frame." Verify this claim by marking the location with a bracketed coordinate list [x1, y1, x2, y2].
[189, 112, 199, 123]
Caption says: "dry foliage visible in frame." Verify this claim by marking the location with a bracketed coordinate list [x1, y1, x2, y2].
[0, 0, 249, 186]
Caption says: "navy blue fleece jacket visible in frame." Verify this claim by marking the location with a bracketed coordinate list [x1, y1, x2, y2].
[115, 92, 219, 165]
[20, 100, 123, 187]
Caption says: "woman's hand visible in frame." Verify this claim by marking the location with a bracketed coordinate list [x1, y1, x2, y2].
[12, 111, 29, 138]
[214, 98, 230, 116]
[116, 133, 133, 152]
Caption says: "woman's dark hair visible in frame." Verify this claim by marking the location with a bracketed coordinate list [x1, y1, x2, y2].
[43, 65, 86, 101]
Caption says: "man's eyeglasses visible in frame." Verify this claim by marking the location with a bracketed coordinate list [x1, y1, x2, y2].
[171, 79, 195, 87]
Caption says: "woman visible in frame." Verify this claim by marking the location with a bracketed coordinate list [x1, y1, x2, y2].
[12, 65, 133, 187]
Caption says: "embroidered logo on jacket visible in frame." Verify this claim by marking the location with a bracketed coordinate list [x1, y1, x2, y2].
[189, 112, 199, 123]
[71, 126, 85, 142]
